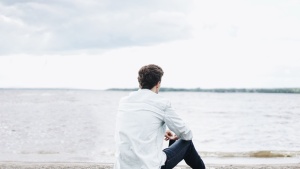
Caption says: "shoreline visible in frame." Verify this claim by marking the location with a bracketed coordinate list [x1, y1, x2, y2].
[0, 162, 299, 169]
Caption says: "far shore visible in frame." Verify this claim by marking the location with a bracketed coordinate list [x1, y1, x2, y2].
[107, 87, 300, 94]
[0, 162, 300, 169]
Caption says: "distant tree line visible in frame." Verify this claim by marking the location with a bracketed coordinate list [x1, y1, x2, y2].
[107, 88, 300, 94]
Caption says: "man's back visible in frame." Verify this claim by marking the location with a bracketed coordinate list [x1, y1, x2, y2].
[114, 89, 168, 169]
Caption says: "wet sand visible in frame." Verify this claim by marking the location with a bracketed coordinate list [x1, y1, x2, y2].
[0, 162, 299, 169]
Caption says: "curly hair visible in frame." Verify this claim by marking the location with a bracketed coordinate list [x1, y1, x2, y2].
[138, 64, 164, 89]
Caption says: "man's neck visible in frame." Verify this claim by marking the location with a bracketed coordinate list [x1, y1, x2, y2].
[150, 87, 158, 94]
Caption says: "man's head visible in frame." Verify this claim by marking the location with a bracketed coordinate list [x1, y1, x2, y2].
[138, 64, 164, 93]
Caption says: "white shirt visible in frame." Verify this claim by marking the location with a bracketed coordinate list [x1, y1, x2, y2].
[114, 89, 193, 169]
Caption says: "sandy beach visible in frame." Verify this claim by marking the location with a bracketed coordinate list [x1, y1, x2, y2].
[0, 162, 299, 169]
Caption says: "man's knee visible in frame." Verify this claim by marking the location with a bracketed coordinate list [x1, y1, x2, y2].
[178, 139, 193, 148]
[181, 139, 192, 144]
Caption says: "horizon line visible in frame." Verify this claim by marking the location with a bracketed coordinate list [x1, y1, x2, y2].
[1, 87, 300, 90]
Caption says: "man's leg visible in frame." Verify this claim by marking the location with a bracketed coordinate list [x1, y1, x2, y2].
[161, 139, 205, 169]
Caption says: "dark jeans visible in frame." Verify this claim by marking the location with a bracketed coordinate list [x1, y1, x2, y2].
[161, 139, 205, 169]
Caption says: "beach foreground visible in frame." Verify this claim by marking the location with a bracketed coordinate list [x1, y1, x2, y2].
[0, 162, 299, 169]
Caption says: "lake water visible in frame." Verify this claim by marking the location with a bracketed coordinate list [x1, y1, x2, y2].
[0, 89, 299, 164]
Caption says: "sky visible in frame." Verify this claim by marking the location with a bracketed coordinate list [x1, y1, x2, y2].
[0, 0, 300, 89]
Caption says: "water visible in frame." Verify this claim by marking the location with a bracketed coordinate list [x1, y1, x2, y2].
[0, 89, 299, 164]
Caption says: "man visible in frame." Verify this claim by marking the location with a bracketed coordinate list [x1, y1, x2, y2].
[114, 64, 205, 169]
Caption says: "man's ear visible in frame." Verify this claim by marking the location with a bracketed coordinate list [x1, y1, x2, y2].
[156, 81, 161, 88]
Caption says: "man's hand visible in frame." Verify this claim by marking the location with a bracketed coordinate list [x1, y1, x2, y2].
[164, 130, 178, 141]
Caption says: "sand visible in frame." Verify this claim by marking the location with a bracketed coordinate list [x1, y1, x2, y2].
[0, 162, 299, 169]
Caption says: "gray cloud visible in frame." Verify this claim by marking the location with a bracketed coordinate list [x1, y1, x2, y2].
[0, 0, 192, 55]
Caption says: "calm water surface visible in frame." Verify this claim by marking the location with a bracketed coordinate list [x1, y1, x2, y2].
[0, 89, 299, 164]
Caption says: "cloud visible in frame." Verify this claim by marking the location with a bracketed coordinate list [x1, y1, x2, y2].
[0, 0, 192, 55]
[190, 0, 300, 41]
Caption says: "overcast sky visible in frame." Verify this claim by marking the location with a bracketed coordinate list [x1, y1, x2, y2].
[0, 0, 300, 89]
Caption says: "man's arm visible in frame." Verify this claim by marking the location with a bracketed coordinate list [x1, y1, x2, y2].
[164, 102, 193, 140]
